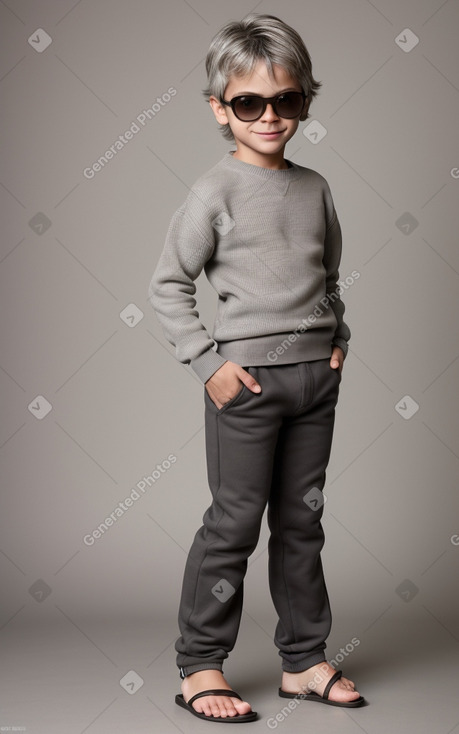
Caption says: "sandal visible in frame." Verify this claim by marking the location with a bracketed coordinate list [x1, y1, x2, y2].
[279, 669, 365, 707]
[175, 688, 258, 722]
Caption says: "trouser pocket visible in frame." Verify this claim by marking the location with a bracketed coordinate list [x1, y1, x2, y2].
[204, 365, 255, 415]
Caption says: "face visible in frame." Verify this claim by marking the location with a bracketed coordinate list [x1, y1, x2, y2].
[209, 60, 309, 169]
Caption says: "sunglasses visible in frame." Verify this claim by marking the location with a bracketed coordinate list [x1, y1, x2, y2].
[221, 90, 307, 122]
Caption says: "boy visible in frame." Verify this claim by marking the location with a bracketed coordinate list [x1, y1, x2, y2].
[148, 13, 365, 722]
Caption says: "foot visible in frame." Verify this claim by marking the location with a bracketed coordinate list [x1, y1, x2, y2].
[281, 662, 361, 704]
[181, 669, 253, 719]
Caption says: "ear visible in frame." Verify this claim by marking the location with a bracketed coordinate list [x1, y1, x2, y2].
[299, 97, 311, 122]
[209, 95, 230, 125]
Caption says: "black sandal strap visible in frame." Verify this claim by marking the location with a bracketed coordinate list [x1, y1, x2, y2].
[323, 670, 342, 700]
[187, 689, 242, 708]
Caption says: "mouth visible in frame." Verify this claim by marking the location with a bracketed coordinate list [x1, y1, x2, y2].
[254, 130, 285, 139]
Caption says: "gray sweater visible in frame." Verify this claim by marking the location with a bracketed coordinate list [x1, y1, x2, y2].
[148, 151, 351, 385]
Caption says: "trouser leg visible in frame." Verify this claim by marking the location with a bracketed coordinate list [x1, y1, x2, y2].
[266, 358, 341, 672]
[175, 366, 283, 676]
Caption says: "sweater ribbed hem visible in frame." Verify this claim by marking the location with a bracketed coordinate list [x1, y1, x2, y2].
[188, 330, 349, 385]
[215, 331, 344, 368]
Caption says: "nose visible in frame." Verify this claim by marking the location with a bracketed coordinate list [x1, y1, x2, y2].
[260, 102, 279, 121]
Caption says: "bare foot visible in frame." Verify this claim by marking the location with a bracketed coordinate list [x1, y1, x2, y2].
[281, 662, 361, 704]
[181, 669, 253, 719]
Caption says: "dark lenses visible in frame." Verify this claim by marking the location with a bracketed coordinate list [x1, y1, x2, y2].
[233, 92, 304, 121]
[231, 96, 263, 121]
[275, 92, 304, 118]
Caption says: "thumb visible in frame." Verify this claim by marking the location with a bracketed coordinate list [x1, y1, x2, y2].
[238, 367, 262, 393]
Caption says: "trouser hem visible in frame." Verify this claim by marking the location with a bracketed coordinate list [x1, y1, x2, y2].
[280, 651, 327, 673]
[179, 663, 223, 679]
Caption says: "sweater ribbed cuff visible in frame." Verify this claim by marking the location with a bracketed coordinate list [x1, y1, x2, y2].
[190, 349, 228, 384]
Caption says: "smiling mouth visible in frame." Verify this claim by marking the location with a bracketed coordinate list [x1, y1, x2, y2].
[255, 130, 285, 135]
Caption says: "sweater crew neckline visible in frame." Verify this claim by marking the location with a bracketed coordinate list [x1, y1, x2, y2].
[224, 151, 301, 181]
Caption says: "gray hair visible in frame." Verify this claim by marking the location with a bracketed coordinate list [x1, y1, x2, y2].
[203, 13, 322, 141]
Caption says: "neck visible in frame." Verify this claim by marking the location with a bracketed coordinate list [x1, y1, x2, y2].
[231, 145, 289, 170]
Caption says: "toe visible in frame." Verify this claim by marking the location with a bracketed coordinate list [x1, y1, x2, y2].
[194, 700, 210, 717]
[328, 680, 361, 703]
[193, 695, 250, 718]
[211, 702, 223, 718]
[234, 698, 252, 715]
[221, 698, 236, 717]
[339, 675, 356, 691]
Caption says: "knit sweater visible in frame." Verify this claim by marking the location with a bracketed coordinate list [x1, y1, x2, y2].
[148, 151, 351, 385]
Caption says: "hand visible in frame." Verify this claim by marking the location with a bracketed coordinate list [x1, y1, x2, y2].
[330, 346, 344, 375]
[205, 361, 261, 410]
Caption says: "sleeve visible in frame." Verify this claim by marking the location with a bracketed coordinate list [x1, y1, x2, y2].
[322, 184, 351, 357]
[147, 199, 228, 384]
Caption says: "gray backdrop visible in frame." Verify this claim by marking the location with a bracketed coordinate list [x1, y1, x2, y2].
[1, 0, 459, 732]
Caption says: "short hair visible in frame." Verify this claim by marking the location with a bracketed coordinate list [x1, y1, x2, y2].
[203, 13, 322, 142]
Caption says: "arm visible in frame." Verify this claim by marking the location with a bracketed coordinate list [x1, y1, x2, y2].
[148, 204, 228, 384]
[322, 186, 351, 367]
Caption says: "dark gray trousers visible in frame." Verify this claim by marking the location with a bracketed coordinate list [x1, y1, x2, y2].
[175, 358, 341, 678]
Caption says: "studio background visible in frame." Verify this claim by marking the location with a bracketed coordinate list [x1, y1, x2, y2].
[1, 1, 458, 732]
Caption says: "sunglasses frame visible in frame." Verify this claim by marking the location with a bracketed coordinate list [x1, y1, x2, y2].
[220, 90, 307, 122]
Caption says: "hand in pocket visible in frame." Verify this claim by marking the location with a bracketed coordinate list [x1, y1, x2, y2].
[205, 361, 261, 410]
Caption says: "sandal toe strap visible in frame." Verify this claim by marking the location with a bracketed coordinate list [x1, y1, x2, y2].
[323, 670, 342, 700]
[187, 689, 242, 707]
